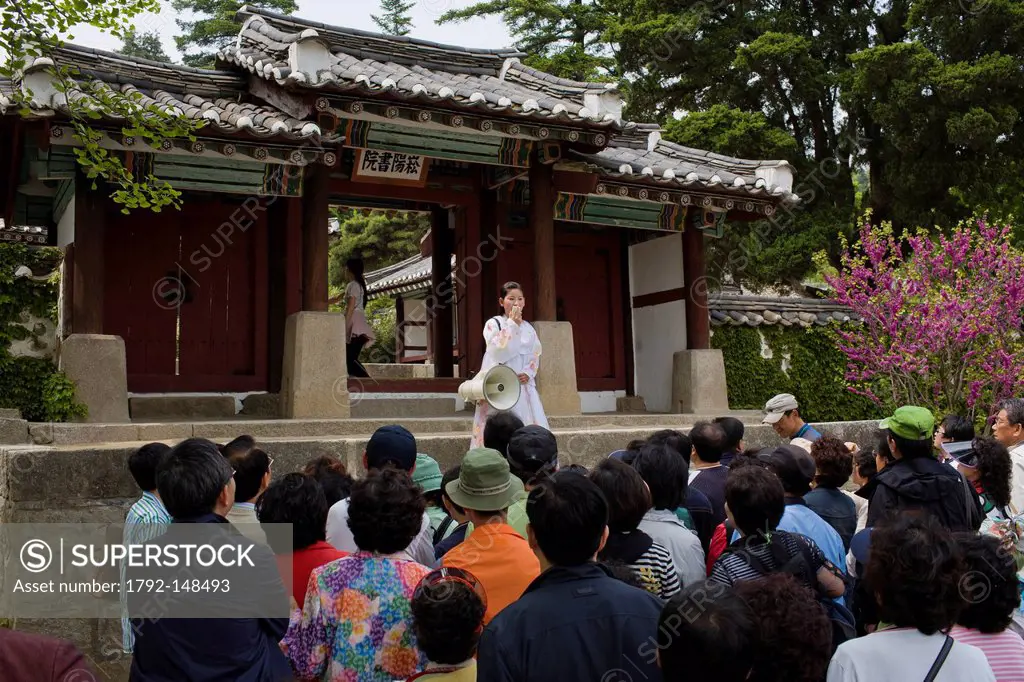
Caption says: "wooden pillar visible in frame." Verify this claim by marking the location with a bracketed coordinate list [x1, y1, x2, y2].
[431, 206, 455, 378]
[464, 188, 485, 374]
[268, 196, 304, 392]
[529, 152, 557, 321]
[682, 225, 711, 349]
[395, 295, 405, 362]
[71, 174, 105, 334]
[301, 165, 330, 311]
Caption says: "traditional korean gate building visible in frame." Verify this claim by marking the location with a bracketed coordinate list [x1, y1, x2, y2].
[0, 7, 797, 420]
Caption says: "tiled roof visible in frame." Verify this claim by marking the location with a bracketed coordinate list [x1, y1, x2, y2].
[0, 222, 48, 245]
[2, 44, 335, 142]
[218, 7, 623, 127]
[578, 124, 798, 203]
[709, 294, 858, 327]
[366, 253, 455, 296]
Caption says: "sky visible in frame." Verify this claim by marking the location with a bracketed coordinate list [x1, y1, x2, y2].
[68, 0, 514, 60]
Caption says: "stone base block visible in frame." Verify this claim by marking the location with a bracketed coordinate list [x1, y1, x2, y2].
[241, 393, 280, 418]
[0, 418, 28, 444]
[130, 395, 236, 421]
[616, 396, 647, 413]
[671, 349, 729, 414]
[0, 408, 21, 419]
[281, 312, 350, 418]
[533, 321, 580, 416]
[59, 334, 129, 423]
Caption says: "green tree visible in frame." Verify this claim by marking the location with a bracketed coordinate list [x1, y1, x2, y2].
[372, 0, 414, 36]
[437, 0, 618, 81]
[327, 208, 430, 290]
[117, 27, 171, 62]
[172, 0, 298, 68]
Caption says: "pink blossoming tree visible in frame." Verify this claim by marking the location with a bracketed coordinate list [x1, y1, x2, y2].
[818, 218, 1024, 421]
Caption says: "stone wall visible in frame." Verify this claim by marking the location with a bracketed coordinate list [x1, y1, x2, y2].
[0, 419, 880, 680]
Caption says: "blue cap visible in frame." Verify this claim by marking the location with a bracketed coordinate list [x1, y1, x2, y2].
[850, 528, 873, 566]
[609, 450, 629, 460]
[366, 425, 417, 472]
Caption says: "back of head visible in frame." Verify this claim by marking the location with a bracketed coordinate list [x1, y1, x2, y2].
[972, 436, 1012, 510]
[714, 416, 745, 452]
[302, 455, 354, 507]
[690, 421, 727, 463]
[881, 406, 935, 460]
[725, 467, 785, 537]
[483, 412, 525, 455]
[220, 434, 256, 458]
[633, 443, 688, 510]
[733, 575, 832, 682]
[527, 471, 608, 566]
[854, 448, 878, 480]
[365, 424, 418, 472]
[128, 442, 171, 492]
[647, 429, 692, 460]
[440, 465, 464, 516]
[347, 467, 426, 554]
[256, 472, 328, 553]
[658, 581, 754, 682]
[940, 414, 975, 442]
[412, 571, 486, 665]
[507, 425, 558, 486]
[157, 438, 233, 519]
[222, 441, 271, 503]
[955, 532, 1018, 634]
[865, 514, 964, 635]
[589, 458, 651, 533]
[810, 436, 853, 489]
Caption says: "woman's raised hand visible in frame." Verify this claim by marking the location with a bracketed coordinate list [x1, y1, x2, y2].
[510, 306, 523, 324]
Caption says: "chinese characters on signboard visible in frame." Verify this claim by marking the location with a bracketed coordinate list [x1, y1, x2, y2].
[352, 150, 430, 187]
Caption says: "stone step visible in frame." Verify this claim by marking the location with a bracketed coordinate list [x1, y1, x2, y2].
[24, 411, 768, 447]
[351, 397, 469, 419]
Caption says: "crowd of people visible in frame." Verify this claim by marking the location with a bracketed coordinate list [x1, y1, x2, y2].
[16, 393, 1024, 681]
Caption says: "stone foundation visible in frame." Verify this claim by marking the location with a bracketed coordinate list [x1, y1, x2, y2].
[280, 312, 350, 418]
[533, 321, 581, 416]
[671, 349, 729, 414]
[59, 334, 130, 423]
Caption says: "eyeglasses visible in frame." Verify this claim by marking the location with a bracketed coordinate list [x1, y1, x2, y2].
[414, 567, 487, 609]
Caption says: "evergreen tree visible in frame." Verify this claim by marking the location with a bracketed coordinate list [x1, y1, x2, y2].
[172, 0, 298, 68]
[327, 209, 430, 290]
[372, 0, 415, 36]
[117, 27, 171, 63]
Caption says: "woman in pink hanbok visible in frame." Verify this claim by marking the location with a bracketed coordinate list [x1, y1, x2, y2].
[470, 281, 550, 448]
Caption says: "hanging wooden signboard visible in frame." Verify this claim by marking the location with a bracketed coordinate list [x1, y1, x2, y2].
[351, 149, 430, 187]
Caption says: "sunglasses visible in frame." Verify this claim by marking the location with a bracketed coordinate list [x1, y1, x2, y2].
[414, 567, 487, 609]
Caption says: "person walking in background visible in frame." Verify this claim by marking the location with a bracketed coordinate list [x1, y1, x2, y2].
[762, 393, 822, 442]
[992, 398, 1024, 511]
[805, 436, 858, 551]
[590, 458, 682, 599]
[256, 472, 347, 606]
[477, 472, 663, 682]
[407, 567, 487, 681]
[441, 448, 540, 624]
[689, 421, 730, 524]
[121, 442, 172, 654]
[714, 416, 745, 467]
[469, 281, 549, 448]
[284, 468, 431, 681]
[341, 257, 375, 378]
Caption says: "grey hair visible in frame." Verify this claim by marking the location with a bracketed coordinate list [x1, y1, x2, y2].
[999, 398, 1024, 427]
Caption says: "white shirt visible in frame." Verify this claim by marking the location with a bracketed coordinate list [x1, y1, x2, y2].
[226, 501, 267, 545]
[638, 509, 706, 588]
[1009, 443, 1024, 513]
[326, 497, 434, 566]
[827, 629, 995, 682]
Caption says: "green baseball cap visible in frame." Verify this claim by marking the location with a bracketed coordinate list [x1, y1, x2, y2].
[445, 448, 524, 512]
[879, 406, 935, 441]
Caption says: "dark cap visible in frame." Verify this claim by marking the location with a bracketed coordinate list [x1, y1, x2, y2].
[507, 425, 558, 467]
[365, 425, 417, 472]
[758, 444, 816, 494]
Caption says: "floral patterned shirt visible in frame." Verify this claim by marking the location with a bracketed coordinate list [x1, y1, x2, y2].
[283, 551, 431, 681]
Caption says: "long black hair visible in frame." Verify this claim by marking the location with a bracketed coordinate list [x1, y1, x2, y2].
[346, 257, 368, 307]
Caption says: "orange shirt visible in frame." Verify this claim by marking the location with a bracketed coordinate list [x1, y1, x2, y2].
[441, 522, 540, 624]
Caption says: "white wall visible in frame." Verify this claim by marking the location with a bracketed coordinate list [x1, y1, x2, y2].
[629, 233, 687, 412]
[57, 195, 75, 248]
[580, 390, 626, 414]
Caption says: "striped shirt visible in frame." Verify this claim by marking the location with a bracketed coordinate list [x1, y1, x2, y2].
[951, 625, 1024, 682]
[121, 492, 172, 653]
[709, 530, 827, 586]
[631, 542, 682, 600]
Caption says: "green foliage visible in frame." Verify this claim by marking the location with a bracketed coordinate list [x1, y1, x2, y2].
[711, 324, 881, 423]
[0, 244, 86, 422]
[362, 297, 398, 364]
[172, 0, 298, 68]
[116, 27, 171, 62]
[372, 0, 414, 36]
[327, 209, 430, 289]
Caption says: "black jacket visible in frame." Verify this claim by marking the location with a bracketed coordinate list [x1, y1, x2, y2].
[867, 457, 983, 531]
[477, 563, 663, 682]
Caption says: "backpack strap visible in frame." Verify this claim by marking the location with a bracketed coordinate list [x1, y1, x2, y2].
[432, 516, 455, 547]
[923, 635, 954, 682]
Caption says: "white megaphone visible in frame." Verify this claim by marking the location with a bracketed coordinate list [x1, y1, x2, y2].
[458, 364, 521, 411]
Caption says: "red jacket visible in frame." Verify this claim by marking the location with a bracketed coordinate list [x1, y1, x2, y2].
[0, 628, 93, 682]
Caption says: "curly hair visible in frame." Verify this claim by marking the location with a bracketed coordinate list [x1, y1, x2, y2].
[412, 577, 486, 664]
[955, 533, 1019, 634]
[811, 436, 853, 489]
[302, 455, 354, 508]
[347, 467, 426, 554]
[854, 448, 877, 480]
[256, 473, 329, 553]
[865, 514, 965, 635]
[734, 574, 832, 682]
[973, 437, 1012, 510]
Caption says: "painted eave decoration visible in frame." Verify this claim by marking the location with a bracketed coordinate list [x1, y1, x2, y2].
[578, 124, 800, 205]
[219, 6, 624, 130]
[0, 44, 338, 144]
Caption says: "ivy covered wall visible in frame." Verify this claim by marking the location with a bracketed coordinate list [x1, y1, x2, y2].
[711, 324, 881, 423]
[0, 243, 84, 421]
